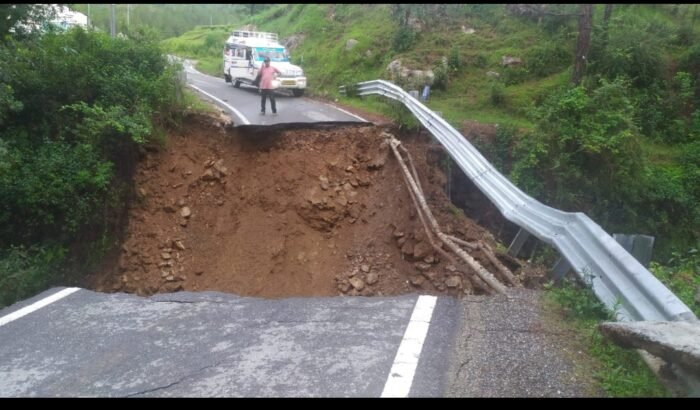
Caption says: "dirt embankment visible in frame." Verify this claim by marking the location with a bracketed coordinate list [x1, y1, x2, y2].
[87, 114, 541, 299]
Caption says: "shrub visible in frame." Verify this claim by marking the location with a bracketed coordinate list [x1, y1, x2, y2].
[392, 25, 416, 52]
[490, 81, 505, 106]
[432, 61, 448, 91]
[448, 46, 460, 72]
[524, 41, 573, 78]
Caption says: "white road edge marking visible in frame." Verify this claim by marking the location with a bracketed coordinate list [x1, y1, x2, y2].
[187, 83, 251, 125]
[0, 287, 80, 327]
[323, 103, 368, 122]
[381, 295, 437, 398]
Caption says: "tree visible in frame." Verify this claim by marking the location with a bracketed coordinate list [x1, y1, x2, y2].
[572, 4, 593, 86]
[602, 4, 613, 48]
[0, 4, 57, 38]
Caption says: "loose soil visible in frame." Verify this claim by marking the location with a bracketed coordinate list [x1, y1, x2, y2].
[86, 112, 545, 299]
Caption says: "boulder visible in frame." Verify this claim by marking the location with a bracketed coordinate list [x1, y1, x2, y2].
[346, 39, 358, 51]
[501, 56, 522, 67]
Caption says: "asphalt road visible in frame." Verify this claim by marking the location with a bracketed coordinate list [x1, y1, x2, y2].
[0, 287, 460, 397]
[182, 60, 367, 126]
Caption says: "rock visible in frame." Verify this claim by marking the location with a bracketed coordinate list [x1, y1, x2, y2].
[319, 175, 329, 190]
[283, 33, 306, 51]
[337, 281, 351, 293]
[161, 252, 172, 260]
[345, 165, 355, 173]
[194, 270, 204, 276]
[421, 270, 439, 281]
[177, 198, 186, 207]
[138, 188, 147, 198]
[180, 207, 191, 218]
[174, 240, 186, 251]
[414, 262, 431, 272]
[335, 193, 348, 207]
[166, 275, 175, 282]
[213, 159, 228, 176]
[345, 39, 358, 51]
[446, 264, 457, 272]
[413, 241, 432, 259]
[349, 277, 365, 291]
[360, 264, 370, 273]
[486, 71, 500, 78]
[423, 255, 435, 264]
[401, 240, 415, 256]
[409, 275, 425, 286]
[163, 205, 177, 213]
[201, 169, 216, 181]
[501, 56, 522, 66]
[462, 26, 476, 34]
[445, 276, 462, 288]
[368, 141, 390, 170]
[180, 219, 188, 227]
[397, 237, 407, 247]
[357, 175, 370, 187]
[366, 272, 378, 285]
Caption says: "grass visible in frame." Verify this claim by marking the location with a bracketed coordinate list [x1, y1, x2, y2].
[649, 249, 700, 318]
[544, 278, 669, 397]
[641, 140, 684, 165]
[182, 88, 219, 114]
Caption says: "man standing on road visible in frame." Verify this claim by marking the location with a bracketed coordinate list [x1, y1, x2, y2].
[259, 56, 281, 116]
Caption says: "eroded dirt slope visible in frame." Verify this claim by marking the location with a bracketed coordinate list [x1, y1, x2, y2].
[88, 114, 539, 298]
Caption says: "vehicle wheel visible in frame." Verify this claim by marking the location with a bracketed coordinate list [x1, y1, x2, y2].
[292, 89, 304, 97]
[233, 80, 241, 88]
[224, 74, 231, 83]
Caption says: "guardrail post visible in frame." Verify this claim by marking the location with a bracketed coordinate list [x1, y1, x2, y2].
[507, 228, 530, 257]
[613, 234, 655, 268]
[550, 256, 571, 281]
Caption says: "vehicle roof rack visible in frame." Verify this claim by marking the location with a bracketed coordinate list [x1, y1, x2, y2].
[231, 30, 278, 42]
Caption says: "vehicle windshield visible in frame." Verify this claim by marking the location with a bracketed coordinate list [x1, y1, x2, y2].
[254, 47, 288, 62]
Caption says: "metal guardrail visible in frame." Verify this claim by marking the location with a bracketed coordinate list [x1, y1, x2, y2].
[341, 79, 697, 322]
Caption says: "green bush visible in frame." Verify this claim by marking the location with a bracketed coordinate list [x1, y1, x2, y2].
[511, 78, 642, 213]
[490, 81, 505, 106]
[392, 25, 416, 52]
[448, 46, 460, 72]
[524, 41, 573, 78]
[588, 13, 668, 88]
[0, 245, 66, 308]
[432, 61, 448, 91]
[650, 248, 700, 317]
[0, 27, 183, 307]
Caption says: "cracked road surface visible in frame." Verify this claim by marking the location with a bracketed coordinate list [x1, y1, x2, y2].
[445, 288, 601, 397]
[0, 288, 459, 397]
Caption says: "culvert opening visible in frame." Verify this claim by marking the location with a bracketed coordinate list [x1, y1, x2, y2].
[87, 113, 543, 299]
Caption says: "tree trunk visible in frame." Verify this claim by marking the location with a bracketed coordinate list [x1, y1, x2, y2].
[602, 4, 613, 49]
[572, 4, 593, 86]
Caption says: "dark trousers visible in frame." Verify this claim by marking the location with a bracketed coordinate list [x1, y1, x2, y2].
[260, 89, 276, 113]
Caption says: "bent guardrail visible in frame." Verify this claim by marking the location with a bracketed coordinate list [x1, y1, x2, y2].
[341, 79, 696, 322]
